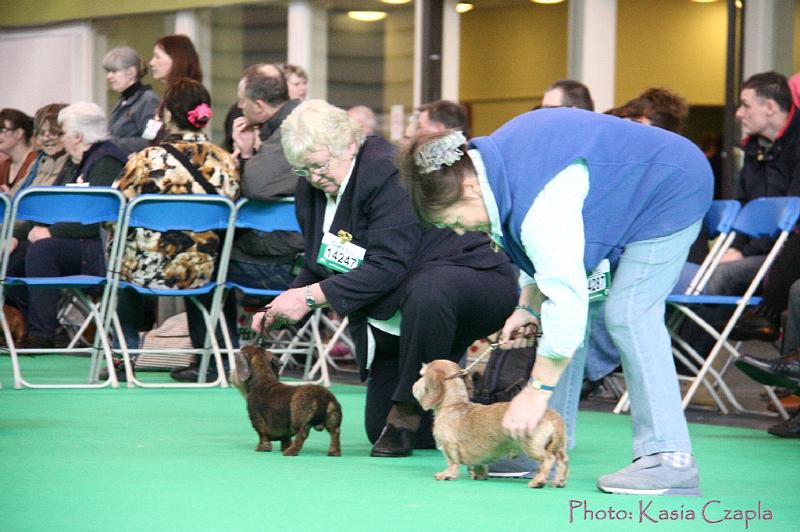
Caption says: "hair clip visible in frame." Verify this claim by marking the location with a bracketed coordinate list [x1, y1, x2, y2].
[415, 130, 467, 174]
[187, 103, 212, 128]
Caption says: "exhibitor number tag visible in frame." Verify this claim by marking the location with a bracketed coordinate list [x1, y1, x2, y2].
[587, 259, 611, 302]
[317, 232, 365, 273]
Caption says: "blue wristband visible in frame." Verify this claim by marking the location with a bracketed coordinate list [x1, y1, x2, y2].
[528, 376, 555, 392]
[515, 304, 541, 320]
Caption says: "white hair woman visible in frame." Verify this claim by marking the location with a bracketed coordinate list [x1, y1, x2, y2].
[400, 108, 713, 496]
[102, 46, 160, 154]
[251, 99, 518, 457]
[5, 102, 127, 351]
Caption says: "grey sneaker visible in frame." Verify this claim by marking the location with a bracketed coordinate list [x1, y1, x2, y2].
[487, 455, 538, 479]
[597, 454, 701, 496]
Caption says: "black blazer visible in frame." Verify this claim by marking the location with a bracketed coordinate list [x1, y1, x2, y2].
[292, 135, 512, 376]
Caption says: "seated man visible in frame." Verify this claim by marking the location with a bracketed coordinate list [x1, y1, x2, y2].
[703, 71, 800, 295]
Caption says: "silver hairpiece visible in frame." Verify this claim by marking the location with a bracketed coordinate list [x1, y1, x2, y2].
[415, 130, 467, 174]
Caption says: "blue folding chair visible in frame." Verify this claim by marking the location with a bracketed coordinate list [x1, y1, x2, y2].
[614, 199, 741, 414]
[667, 196, 800, 415]
[219, 198, 350, 387]
[0, 193, 10, 389]
[0, 186, 125, 389]
[106, 194, 237, 388]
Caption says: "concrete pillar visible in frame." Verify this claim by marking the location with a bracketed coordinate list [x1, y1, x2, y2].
[743, 0, 795, 78]
[568, 0, 617, 111]
[288, 1, 328, 100]
[441, 0, 461, 102]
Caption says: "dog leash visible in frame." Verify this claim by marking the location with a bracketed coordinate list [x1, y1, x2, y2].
[446, 327, 543, 381]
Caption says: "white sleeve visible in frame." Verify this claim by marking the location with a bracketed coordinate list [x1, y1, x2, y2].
[520, 162, 589, 359]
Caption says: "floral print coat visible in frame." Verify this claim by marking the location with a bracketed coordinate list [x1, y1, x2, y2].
[115, 133, 240, 289]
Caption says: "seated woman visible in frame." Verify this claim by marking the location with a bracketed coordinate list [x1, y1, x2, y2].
[103, 46, 160, 155]
[113, 78, 240, 380]
[0, 108, 37, 193]
[15, 103, 71, 193]
[6, 102, 127, 349]
[252, 99, 518, 457]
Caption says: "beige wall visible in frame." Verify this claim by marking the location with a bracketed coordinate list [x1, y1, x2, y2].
[459, 3, 568, 136]
[795, 0, 800, 74]
[616, 0, 727, 107]
[0, 0, 265, 28]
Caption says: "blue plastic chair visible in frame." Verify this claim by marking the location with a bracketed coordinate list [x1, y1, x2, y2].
[0, 186, 126, 389]
[106, 194, 237, 388]
[0, 193, 10, 389]
[667, 196, 800, 414]
[614, 199, 743, 414]
[220, 198, 344, 387]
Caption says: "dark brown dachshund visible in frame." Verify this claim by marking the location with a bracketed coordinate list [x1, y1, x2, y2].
[232, 345, 342, 456]
[3, 305, 25, 345]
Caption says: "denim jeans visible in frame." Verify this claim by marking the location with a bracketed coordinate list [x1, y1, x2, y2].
[549, 219, 702, 460]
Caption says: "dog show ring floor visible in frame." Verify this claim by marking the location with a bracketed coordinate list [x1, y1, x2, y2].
[1, 354, 798, 531]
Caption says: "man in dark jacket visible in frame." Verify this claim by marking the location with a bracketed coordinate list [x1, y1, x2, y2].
[171, 64, 304, 382]
[703, 71, 800, 295]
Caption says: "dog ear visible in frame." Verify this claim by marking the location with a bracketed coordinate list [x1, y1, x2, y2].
[234, 351, 251, 382]
[418, 369, 445, 410]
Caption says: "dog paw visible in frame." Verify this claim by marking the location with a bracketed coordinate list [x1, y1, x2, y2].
[256, 443, 272, 452]
[527, 478, 546, 489]
[435, 471, 458, 481]
[282, 449, 299, 456]
[327, 449, 341, 456]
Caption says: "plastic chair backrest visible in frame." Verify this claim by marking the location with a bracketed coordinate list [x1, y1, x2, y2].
[126, 194, 235, 232]
[732, 196, 800, 238]
[234, 198, 300, 233]
[705, 200, 740, 238]
[14, 186, 124, 224]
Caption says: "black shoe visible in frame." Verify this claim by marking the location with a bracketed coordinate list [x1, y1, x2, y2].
[767, 413, 800, 438]
[370, 424, 414, 457]
[169, 364, 227, 383]
[729, 306, 781, 342]
[735, 351, 800, 390]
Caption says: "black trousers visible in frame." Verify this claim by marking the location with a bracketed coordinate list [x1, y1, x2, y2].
[6, 237, 105, 340]
[364, 263, 517, 446]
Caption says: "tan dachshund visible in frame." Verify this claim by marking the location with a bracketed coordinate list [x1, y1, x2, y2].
[412, 359, 568, 488]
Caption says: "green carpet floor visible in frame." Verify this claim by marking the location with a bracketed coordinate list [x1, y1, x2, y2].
[1, 355, 798, 531]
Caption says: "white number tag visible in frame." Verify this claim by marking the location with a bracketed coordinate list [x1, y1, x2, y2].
[142, 119, 162, 140]
[587, 258, 611, 302]
[317, 232, 366, 273]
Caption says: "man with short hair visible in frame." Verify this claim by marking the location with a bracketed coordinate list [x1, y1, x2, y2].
[172, 64, 304, 382]
[416, 99, 470, 136]
[703, 71, 800, 295]
[540, 79, 594, 111]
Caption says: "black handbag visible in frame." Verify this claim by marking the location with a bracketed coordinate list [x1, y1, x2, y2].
[471, 343, 538, 405]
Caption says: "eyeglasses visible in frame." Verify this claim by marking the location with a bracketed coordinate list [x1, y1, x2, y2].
[291, 158, 332, 178]
[0, 126, 18, 134]
[36, 129, 62, 138]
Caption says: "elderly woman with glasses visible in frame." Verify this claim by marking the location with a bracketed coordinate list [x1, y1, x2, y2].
[251, 99, 518, 458]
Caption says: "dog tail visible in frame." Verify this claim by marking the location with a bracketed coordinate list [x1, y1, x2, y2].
[325, 398, 343, 432]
